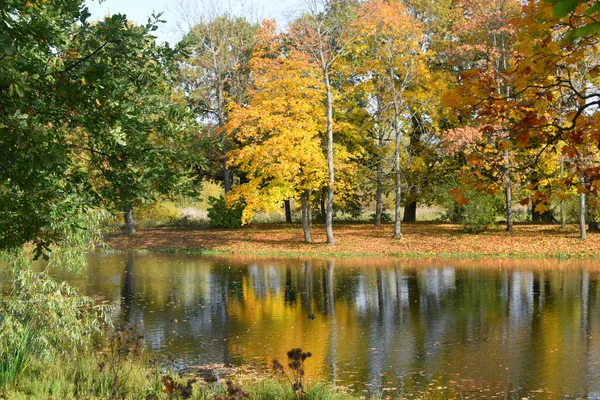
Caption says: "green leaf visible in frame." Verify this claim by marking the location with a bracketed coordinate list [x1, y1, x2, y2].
[585, 3, 600, 15]
[574, 21, 600, 38]
[552, 0, 580, 17]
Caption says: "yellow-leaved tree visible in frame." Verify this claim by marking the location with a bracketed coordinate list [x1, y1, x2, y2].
[224, 20, 327, 242]
[356, 0, 432, 237]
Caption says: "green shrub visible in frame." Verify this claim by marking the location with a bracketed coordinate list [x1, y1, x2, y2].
[441, 189, 504, 232]
[459, 191, 504, 233]
[207, 196, 243, 229]
[370, 210, 393, 223]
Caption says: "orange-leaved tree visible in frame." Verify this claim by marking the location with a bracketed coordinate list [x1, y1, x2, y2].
[500, 0, 600, 238]
[443, 0, 522, 231]
[224, 20, 327, 243]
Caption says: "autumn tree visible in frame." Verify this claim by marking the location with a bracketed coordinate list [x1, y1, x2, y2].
[289, 0, 359, 244]
[500, 0, 600, 238]
[224, 21, 327, 242]
[178, 13, 258, 192]
[355, 0, 431, 238]
[75, 18, 196, 236]
[443, 0, 522, 232]
[396, 0, 455, 223]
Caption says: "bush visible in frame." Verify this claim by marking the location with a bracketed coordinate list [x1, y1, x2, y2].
[370, 210, 393, 223]
[441, 190, 504, 232]
[459, 191, 504, 233]
[207, 196, 243, 229]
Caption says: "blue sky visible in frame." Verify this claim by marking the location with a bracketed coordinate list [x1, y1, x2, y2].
[84, 0, 306, 44]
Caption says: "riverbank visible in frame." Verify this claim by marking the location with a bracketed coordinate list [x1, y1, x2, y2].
[105, 222, 600, 259]
[1, 353, 361, 400]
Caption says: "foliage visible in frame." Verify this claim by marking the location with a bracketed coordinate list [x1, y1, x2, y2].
[207, 196, 243, 229]
[225, 21, 327, 225]
[0, 251, 109, 390]
[136, 201, 183, 225]
[197, 180, 225, 209]
[458, 191, 505, 233]
[0, 256, 106, 360]
[1, 350, 357, 399]
[0, 1, 198, 386]
[441, 0, 523, 225]
[97, 323, 146, 398]
[177, 13, 259, 190]
[0, 0, 197, 255]
[547, 0, 600, 38]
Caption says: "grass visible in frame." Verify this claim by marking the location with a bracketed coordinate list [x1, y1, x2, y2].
[0, 353, 371, 400]
[144, 247, 598, 261]
[0, 324, 33, 388]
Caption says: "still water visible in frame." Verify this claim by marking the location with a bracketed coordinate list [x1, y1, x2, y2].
[37, 254, 600, 398]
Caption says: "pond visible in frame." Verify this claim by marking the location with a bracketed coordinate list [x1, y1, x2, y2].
[27, 254, 600, 398]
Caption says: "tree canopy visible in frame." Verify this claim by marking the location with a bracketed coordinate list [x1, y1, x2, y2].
[0, 0, 197, 255]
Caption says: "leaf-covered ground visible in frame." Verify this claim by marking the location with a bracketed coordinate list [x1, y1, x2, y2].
[105, 223, 600, 259]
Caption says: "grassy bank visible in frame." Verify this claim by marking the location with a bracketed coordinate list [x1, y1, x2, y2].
[1, 353, 363, 400]
[105, 222, 600, 260]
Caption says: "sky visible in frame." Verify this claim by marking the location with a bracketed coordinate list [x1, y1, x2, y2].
[84, 0, 306, 44]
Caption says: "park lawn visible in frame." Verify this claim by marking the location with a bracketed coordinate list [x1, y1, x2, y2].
[105, 222, 600, 259]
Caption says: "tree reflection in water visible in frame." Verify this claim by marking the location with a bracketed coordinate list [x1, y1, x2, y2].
[40, 254, 600, 398]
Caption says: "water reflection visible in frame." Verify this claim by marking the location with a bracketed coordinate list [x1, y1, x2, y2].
[42, 254, 600, 398]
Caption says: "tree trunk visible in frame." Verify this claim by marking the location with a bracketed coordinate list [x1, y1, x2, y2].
[532, 206, 553, 223]
[284, 200, 292, 224]
[560, 157, 567, 229]
[320, 196, 326, 222]
[403, 201, 417, 223]
[324, 70, 335, 244]
[588, 197, 599, 232]
[308, 195, 313, 227]
[532, 208, 541, 223]
[217, 83, 232, 193]
[580, 191, 587, 239]
[222, 130, 231, 193]
[301, 191, 312, 243]
[223, 164, 231, 192]
[390, 59, 402, 239]
[375, 157, 383, 227]
[394, 127, 402, 239]
[124, 205, 135, 236]
[504, 149, 513, 232]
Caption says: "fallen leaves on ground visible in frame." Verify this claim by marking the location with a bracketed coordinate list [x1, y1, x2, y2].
[105, 223, 600, 259]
